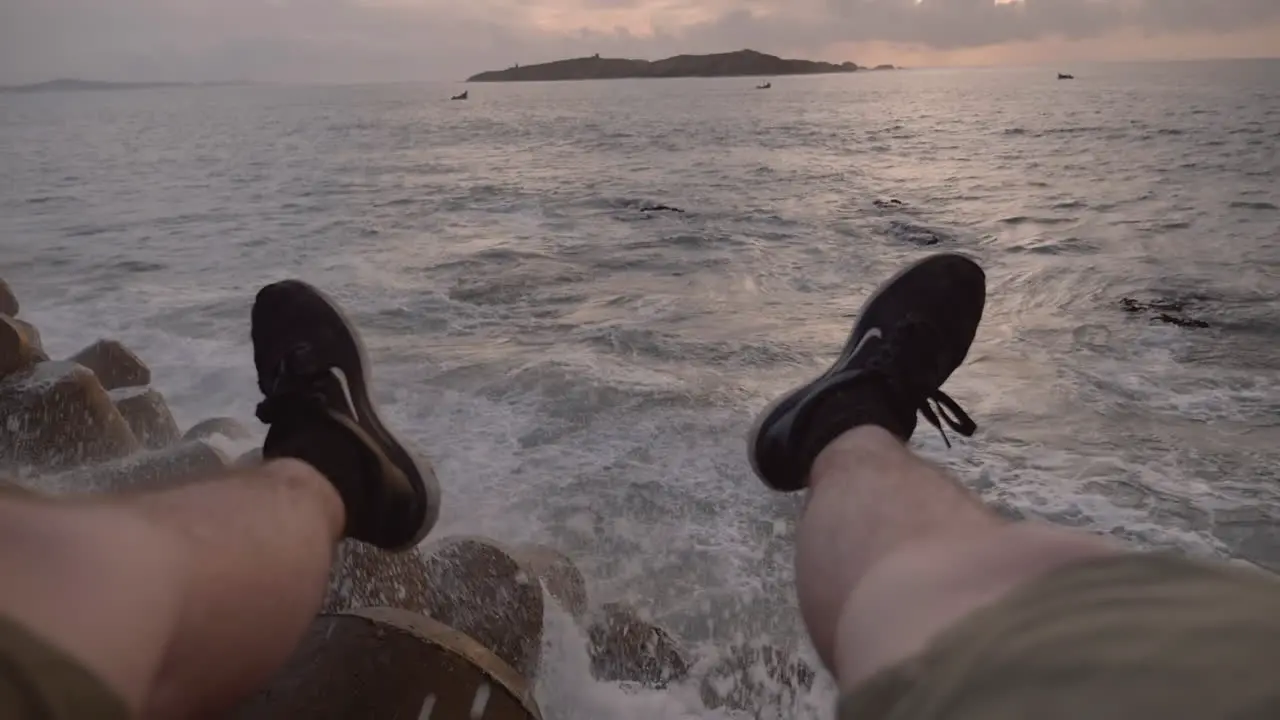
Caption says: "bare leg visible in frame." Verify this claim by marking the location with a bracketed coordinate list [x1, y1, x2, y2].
[796, 427, 1119, 691]
[0, 459, 344, 719]
[745, 255, 1121, 691]
[140, 460, 345, 718]
[0, 279, 439, 717]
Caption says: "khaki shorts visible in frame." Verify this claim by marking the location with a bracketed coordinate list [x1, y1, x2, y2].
[839, 553, 1280, 720]
[0, 615, 129, 720]
[0, 484, 126, 717]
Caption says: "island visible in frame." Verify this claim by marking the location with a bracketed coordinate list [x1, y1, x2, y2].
[0, 79, 238, 94]
[467, 49, 860, 83]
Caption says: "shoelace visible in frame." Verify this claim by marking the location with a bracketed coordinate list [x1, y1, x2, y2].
[255, 348, 327, 425]
[864, 319, 978, 448]
[255, 392, 328, 425]
[921, 390, 976, 448]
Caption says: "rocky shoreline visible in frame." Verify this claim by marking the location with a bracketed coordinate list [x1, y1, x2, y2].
[0, 275, 817, 718]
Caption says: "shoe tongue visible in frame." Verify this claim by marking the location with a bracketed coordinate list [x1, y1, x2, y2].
[285, 342, 325, 376]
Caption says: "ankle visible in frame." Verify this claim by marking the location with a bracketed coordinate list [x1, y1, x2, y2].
[809, 426, 904, 491]
[798, 374, 914, 469]
[263, 413, 369, 523]
[258, 459, 347, 539]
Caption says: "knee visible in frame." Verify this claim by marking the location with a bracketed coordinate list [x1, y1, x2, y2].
[0, 499, 185, 714]
[831, 522, 1120, 690]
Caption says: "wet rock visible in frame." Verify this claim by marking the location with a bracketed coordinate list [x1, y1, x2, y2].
[0, 475, 40, 498]
[639, 203, 685, 213]
[324, 541, 434, 615]
[110, 386, 180, 449]
[1119, 297, 1210, 329]
[586, 602, 689, 687]
[47, 440, 228, 494]
[873, 198, 905, 209]
[0, 361, 140, 470]
[1120, 296, 1186, 314]
[68, 339, 151, 390]
[234, 447, 264, 468]
[1228, 558, 1272, 576]
[698, 642, 817, 717]
[11, 319, 47, 362]
[887, 220, 948, 246]
[234, 607, 542, 720]
[182, 416, 252, 444]
[512, 543, 589, 620]
[326, 536, 548, 679]
[0, 279, 17, 317]
[1156, 313, 1210, 329]
[0, 316, 43, 381]
[421, 536, 545, 679]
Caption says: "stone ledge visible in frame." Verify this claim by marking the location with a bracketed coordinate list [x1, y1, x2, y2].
[234, 607, 542, 720]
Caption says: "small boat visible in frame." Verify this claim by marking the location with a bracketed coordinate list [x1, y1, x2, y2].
[1057, 73, 1074, 80]
[756, 82, 772, 90]
[451, 90, 469, 100]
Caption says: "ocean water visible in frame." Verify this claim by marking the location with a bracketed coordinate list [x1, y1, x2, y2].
[2, 58, 1278, 718]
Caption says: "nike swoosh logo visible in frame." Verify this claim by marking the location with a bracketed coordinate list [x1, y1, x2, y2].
[849, 327, 883, 358]
[330, 367, 360, 422]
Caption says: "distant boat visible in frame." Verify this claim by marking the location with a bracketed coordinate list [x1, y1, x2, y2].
[1057, 73, 1075, 80]
[451, 90, 469, 100]
[756, 82, 772, 90]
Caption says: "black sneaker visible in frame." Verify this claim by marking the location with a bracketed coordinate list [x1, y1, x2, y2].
[251, 280, 440, 550]
[748, 253, 985, 492]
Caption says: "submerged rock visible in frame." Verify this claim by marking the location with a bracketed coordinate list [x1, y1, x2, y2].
[0, 361, 140, 470]
[68, 338, 151, 390]
[699, 642, 817, 717]
[886, 220, 949, 246]
[639, 203, 685, 213]
[586, 602, 689, 687]
[1156, 312, 1210, 329]
[234, 608, 542, 720]
[1120, 296, 1186, 314]
[1120, 297, 1210, 328]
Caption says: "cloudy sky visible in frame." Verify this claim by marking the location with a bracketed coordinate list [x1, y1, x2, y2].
[1, 0, 1277, 83]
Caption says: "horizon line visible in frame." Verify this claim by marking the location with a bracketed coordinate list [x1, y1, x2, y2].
[5, 53, 1276, 88]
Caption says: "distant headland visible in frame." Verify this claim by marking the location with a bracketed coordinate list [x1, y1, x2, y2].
[467, 49, 892, 83]
[0, 79, 242, 94]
